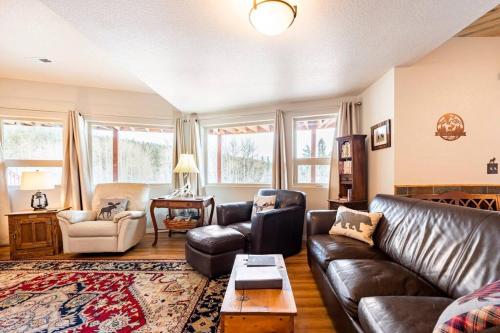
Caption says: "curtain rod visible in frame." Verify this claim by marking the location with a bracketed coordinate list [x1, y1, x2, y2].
[0, 106, 175, 121]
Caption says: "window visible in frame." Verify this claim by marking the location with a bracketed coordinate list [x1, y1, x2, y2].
[293, 116, 336, 185]
[206, 123, 274, 184]
[1, 120, 63, 186]
[90, 124, 174, 184]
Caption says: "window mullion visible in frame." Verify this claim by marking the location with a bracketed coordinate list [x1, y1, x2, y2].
[113, 127, 119, 182]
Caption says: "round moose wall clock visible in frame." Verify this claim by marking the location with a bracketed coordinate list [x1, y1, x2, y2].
[435, 113, 466, 141]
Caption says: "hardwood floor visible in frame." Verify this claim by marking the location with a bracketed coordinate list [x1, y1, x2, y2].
[0, 232, 336, 333]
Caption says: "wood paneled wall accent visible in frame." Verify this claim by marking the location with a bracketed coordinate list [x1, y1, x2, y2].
[395, 185, 500, 211]
[456, 5, 500, 37]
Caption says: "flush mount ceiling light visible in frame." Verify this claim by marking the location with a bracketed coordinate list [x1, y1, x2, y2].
[249, 0, 297, 36]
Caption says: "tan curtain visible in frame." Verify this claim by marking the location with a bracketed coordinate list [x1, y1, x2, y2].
[0, 141, 11, 245]
[61, 111, 92, 210]
[187, 118, 204, 196]
[328, 102, 361, 200]
[272, 109, 288, 189]
[172, 117, 185, 189]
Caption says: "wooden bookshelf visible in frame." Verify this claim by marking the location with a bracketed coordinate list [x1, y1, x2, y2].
[329, 135, 367, 210]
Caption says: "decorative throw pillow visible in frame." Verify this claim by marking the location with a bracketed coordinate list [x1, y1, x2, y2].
[329, 205, 382, 246]
[96, 198, 128, 221]
[251, 195, 276, 217]
[433, 280, 500, 333]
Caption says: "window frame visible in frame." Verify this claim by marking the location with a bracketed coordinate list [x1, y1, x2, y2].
[292, 114, 337, 187]
[204, 121, 275, 186]
[88, 122, 175, 185]
[0, 118, 64, 187]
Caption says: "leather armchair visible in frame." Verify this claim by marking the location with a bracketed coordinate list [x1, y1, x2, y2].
[57, 183, 150, 253]
[216, 189, 306, 257]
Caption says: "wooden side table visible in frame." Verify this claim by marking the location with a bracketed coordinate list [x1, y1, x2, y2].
[6, 207, 70, 259]
[149, 196, 215, 246]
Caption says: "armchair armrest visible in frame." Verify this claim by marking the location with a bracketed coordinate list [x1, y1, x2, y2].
[113, 210, 146, 223]
[306, 210, 337, 237]
[216, 201, 253, 226]
[57, 210, 97, 224]
[251, 206, 305, 256]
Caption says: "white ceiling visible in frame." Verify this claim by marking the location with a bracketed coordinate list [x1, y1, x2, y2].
[0, 0, 152, 93]
[3, 0, 498, 112]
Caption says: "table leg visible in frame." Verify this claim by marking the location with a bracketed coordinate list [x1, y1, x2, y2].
[150, 203, 158, 246]
[199, 205, 205, 227]
[208, 198, 215, 225]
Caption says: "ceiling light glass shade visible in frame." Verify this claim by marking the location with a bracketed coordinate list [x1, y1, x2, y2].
[249, 0, 297, 36]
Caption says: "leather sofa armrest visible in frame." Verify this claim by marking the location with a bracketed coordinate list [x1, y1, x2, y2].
[251, 206, 304, 254]
[113, 210, 146, 223]
[216, 201, 253, 226]
[57, 210, 97, 224]
[307, 210, 337, 237]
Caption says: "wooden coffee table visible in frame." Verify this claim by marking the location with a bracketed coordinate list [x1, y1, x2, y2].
[220, 254, 297, 333]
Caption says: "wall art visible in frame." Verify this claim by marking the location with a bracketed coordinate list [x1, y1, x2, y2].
[435, 113, 466, 141]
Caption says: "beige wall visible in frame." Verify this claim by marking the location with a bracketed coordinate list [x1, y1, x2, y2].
[361, 68, 395, 200]
[394, 37, 500, 185]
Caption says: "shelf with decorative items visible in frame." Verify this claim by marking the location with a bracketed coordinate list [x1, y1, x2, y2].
[329, 135, 368, 211]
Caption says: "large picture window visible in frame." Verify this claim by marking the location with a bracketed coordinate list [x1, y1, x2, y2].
[90, 124, 174, 184]
[293, 116, 336, 185]
[1, 120, 63, 186]
[206, 123, 274, 184]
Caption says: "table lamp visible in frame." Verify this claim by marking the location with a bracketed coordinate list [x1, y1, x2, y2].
[173, 154, 199, 197]
[20, 171, 54, 210]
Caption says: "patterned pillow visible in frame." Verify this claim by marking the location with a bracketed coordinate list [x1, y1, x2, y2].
[434, 280, 500, 333]
[96, 198, 128, 221]
[329, 205, 382, 246]
[251, 195, 276, 217]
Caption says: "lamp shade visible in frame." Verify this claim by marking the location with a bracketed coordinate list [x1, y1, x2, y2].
[20, 171, 55, 191]
[173, 154, 200, 174]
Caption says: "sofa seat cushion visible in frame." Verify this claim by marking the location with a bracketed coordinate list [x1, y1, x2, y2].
[227, 222, 251, 240]
[67, 220, 118, 237]
[186, 225, 245, 255]
[327, 259, 443, 318]
[308, 234, 388, 270]
[359, 296, 453, 333]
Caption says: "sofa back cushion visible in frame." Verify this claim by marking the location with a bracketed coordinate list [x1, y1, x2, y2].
[92, 183, 150, 212]
[257, 189, 305, 208]
[370, 194, 500, 299]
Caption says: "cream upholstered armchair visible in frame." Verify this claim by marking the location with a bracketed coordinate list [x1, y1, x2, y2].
[57, 183, 150, 253]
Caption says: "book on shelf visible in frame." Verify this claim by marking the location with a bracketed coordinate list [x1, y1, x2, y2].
[339, 160, 352, 174]
[341, 141, 351, 158]
[235, 266, 283, 290]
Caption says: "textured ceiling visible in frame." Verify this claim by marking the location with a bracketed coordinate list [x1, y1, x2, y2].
[0, 0, 152, 93]
[7, 0, 500, 112]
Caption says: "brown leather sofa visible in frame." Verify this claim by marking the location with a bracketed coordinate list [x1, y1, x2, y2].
[307, 194, 500, 333]
[186, 189, 306, 277]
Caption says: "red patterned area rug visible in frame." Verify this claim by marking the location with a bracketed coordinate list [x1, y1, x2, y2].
[0, 259, 228, 333]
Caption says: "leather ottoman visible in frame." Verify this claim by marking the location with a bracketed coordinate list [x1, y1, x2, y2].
[186, 225, 245, 278]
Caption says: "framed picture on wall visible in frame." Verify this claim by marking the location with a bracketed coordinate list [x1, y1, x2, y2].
[371, 119, 391, 151]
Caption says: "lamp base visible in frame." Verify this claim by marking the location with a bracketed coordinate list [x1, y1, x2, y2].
[31, 191, 48, 210]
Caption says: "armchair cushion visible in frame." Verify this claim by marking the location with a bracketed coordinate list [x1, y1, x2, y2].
[66, 220, 118, 237]
[57, 210, 97, 224]
[251, 195, 276, 217]
[96, 198, 128, 221]
[113, 210, 146, 223]
[216, 201, 253, 226]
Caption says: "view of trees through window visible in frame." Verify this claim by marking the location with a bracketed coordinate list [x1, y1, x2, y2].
[207, 124, 274, 184]
[91, 125, 174, 184]
[294, 117, 336, 184]
[2, 120, 63, 186]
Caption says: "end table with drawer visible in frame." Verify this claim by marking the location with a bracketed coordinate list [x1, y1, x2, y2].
[150, 196, 215, 246]
[6, 207, 70, 259]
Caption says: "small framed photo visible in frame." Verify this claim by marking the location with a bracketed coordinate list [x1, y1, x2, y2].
[371, 119, 391, 151]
